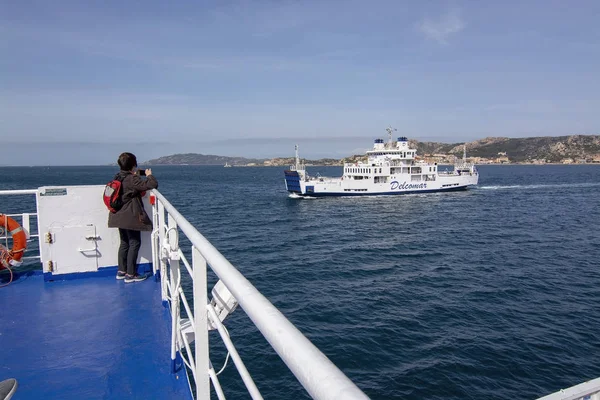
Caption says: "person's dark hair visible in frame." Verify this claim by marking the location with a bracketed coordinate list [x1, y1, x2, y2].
[118, 152, 137, 171]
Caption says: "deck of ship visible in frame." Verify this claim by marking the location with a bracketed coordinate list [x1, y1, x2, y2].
[0, 271, 192, 400]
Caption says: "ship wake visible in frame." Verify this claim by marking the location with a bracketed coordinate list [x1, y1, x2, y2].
[479, 182, 600, 190]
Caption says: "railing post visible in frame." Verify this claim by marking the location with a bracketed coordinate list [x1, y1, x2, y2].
[157, 200, 168, 304]
[151, 198, 159, 279]
[21, 213, 31, 239]
[193, 245, 210, 399]
[168, 214, 181, 374]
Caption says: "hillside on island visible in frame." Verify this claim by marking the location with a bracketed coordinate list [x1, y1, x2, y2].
[144, 134, 600, 166]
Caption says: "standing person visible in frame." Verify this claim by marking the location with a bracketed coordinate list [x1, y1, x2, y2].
[108, 152, 158, 283]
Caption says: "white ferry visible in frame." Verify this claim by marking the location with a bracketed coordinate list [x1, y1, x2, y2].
[285, 127, 478, 197]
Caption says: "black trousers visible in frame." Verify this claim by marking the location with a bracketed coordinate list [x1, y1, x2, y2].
[118, 228, 141, 276]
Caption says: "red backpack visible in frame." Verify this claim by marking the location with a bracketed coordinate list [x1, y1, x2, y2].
[103, 178, 124, 213]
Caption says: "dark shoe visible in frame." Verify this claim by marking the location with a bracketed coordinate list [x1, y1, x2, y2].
[116, 271, 127, 280]
[124, 274, 148, 283]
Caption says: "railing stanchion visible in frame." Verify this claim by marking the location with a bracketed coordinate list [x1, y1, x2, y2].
[151, 199, 159, 279]
[193, 245, 210, 399]
[168, 214, 181, 373]
[208, 360, 227, 400]
[157, 200, 167, 304]
[151, 189, 368, 400]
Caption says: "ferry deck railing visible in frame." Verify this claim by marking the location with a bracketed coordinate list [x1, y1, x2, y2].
[0, 190, 41, 263]
[150, 189, 369, 400]
[4, 188, 591, 399]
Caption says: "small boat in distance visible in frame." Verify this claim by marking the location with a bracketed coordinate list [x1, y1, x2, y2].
[284, 127, 479, 197]
[224, 162, 232, 167]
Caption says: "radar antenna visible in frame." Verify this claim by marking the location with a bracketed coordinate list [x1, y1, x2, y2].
[385, 126, 397, 146]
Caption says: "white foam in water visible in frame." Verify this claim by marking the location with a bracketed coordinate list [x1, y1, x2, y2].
[288, 193, 317, 199]
[479, 182, 600, 190]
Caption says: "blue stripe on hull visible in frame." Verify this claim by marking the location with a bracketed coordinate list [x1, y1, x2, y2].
[289, 185, 470, 197]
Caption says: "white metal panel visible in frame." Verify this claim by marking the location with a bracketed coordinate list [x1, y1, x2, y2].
[37, 185, 152, 274]
[47, 225, 98, 274]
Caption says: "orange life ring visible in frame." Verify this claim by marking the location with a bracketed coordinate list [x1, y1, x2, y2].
[0, 214, 27, 269]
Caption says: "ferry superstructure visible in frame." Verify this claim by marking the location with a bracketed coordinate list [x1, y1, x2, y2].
[284, 127, 478, 197]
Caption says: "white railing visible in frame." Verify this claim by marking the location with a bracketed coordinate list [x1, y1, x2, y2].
[537, 377, 600, 400]
[0, 190, 41, 262]
[150, 189, 369, 400]
[289, 162, 306, 171]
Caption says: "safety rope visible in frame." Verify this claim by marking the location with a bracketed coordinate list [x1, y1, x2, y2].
[0, 264, 13, 288]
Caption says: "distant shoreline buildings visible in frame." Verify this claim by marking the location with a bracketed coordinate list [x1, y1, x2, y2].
[145, 134, 600, 166]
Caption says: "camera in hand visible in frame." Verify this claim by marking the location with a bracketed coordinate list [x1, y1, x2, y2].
[137, 169, 146, 176]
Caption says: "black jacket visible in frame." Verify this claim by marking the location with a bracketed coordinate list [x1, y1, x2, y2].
[107, 171, 159, 231]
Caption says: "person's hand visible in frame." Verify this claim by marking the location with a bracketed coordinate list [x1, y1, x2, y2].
[145, 169, 152, 176]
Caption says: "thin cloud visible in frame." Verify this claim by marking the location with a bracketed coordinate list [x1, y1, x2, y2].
[417, 10, 465, 44]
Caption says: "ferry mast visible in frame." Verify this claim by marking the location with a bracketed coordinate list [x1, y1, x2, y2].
[385, 126, 397, 147]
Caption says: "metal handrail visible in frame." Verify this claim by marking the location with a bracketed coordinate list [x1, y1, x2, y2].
[0, 191, 40, 264]
[537, 377, 600, 400]
[151, 189, 368, 400]
[0, 189, 38, 196]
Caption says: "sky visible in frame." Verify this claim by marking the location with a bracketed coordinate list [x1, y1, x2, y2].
[1, 0, 599, 165]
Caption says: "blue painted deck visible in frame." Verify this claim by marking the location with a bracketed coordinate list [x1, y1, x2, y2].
[0, 271, 193, 400]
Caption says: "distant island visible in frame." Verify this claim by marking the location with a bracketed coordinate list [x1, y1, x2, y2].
[144, 134, 600, 166]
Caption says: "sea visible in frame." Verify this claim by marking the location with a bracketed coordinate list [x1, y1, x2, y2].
[1, 164, 600, 400]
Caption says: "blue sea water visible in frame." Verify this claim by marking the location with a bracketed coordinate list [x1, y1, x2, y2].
[1, 164, 600, 399]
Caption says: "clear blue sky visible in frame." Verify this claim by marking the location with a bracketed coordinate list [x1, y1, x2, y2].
[1, 0, 599, 165]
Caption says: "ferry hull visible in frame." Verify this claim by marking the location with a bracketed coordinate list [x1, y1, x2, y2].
[286, 184, 471, 197]
[285, 170, 477, 197]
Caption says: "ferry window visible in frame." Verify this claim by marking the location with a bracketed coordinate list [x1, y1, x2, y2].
[379, 168, 382, 173]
